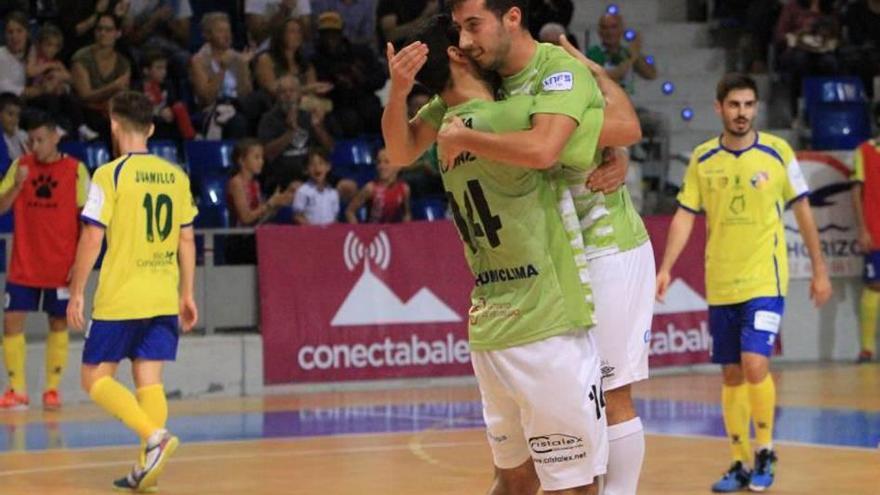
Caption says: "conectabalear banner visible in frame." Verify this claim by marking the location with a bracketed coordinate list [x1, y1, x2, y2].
[258, 217, 725, 385]
[646, 216, 712, 367]
[256, 222, 474, 384]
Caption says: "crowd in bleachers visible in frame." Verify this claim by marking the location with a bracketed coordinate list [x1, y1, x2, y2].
[712, 0, 880, 122]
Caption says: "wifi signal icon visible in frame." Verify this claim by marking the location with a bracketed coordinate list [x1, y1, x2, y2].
[343, 231, 391, 271]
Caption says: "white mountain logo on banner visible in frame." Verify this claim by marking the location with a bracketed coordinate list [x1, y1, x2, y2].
[655, 279, 708, 315]
[331, 231, 462, 326]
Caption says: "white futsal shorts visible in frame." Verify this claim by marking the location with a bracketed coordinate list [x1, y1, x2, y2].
[471, 329, 608, 491]
[590, 241, 656, 391]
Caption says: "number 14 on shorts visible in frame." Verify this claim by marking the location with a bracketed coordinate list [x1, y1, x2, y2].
[588, 383, 606, 420]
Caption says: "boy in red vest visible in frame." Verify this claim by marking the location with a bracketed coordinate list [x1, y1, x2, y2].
[853, 137, 880, 363]
[0, 112, 90, 409]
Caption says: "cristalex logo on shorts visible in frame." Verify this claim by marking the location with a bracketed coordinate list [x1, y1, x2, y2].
[528, 434, 583, 454]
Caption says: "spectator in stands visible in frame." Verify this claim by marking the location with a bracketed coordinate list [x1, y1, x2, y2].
[586, 13, 666, 212]
[225, 138, 294, 263]
[71, 12, 131, 145]
[538, 22, 578, 50]
[398, 85, 443, 200]
[0, 11, 35, 98]
[312, 11, 385, 137]
[711, 0, 780, 73]
[0, 93, 28, 160]
[587, 13, 657, 93]
[25, 24, 94, 140]
[258, 74, 334, 195]
[63, 0, 130, 63]
[253, 17, 333, 99]
[121, 0, 194, 87]
[841, 0, 880, 99]
[376, 0, 438, 47]
[245, 0, 312, 49]
[312, 0, 377, 49]
[140, 49, 195, 141]
[293, 146, 339, 225]
[345, 147, 411, 224]
[190, 12, 252, 139]
[775, 0, 841, 117]
[528, 0, 573, 41]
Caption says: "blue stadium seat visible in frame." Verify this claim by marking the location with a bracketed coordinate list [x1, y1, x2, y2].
[803, 77, 871, 150]
[185, 140, 235, 181]
[195, 173, 230, 228]
[332, 137, 379, 186]
[148, 139, 181, 164]
[411, 197, 447, 221]
[60, 141, 111, 171]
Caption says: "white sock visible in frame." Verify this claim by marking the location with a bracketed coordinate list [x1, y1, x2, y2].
[604, 417, 645, 495]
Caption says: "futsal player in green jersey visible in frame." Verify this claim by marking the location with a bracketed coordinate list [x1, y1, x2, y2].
[383, 2, 650, 493]
[655, 74, 831, 492]
[402, 15, 610, 494]
[68, 91, 198, 492]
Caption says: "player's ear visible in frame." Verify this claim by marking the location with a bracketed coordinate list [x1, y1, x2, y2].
[448, 46, 466, 63]
[503, 7, 522, 30]
[146, 123, 155, 140]
[713, 99, 722, 117]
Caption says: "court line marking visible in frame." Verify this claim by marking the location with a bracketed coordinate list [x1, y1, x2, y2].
[0, 438, 488, 477]
[1, 427, 876, 478]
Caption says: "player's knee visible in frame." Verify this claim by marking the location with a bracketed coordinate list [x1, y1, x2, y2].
[491, 462, 540, 495]
[604, 386, 637, 425]
[721, 365, 745, 385]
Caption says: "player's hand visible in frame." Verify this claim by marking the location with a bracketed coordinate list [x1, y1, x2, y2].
[587, 147, 628, 193]
[558, 33, 607, 79]
[437, 116, 466, 170]
[14, 165, 29, 187]
[655, 270, 671, 303]
[810, 267, 832, 308]
[387, 41, 428, 98]
[858, 228, 873, 254]
[179, 296, 198, 333]
[67, 293, 86, 331]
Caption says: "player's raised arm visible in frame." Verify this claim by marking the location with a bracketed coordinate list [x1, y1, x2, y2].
[381, 41, 439, 167]
[558, 34, 641, 147]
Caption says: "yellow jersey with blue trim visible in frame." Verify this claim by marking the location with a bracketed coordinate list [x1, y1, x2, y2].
[81, 152, 198, 320]
[677, 132, 810, 305]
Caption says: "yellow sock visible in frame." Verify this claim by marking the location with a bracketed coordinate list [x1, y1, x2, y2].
[137, 384, 168, 466]
[860, 288, 879, 354]
[748, 375, 776, 450]
[721, 384, 752, 463]
[89, 376, 158, 441]
[2, 333, 27, 393]
[44, 330, 68, 391]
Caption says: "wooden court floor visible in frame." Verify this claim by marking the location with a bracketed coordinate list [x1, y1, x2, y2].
[0, 363, 877, 494]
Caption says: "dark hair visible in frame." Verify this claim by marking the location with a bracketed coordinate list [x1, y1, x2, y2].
[110, 91, 154, 133]
[4, 11, 29, 30]
[308, 146, 331, 164]
[448, 0, 529, 27]
[96, 12, 121, 30]
[410, 15, 460, 95]
[23, 111, 57, 132]
[268, 17, 308, 78]
[0, 92, 23, 113]
[407, 84, 432, 105]
[232, 138, 262, 171]
[716, 73, 759, 102]
[36, 23, 64, 47]
[141, 48, 168, 70]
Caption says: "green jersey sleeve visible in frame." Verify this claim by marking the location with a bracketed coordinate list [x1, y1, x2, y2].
[529, 55, 597, 126]
[415, 95, 448, 131]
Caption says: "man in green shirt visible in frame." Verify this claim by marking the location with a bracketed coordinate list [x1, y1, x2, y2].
[400, 14, 607, 494]
[383, 2, 652, 494]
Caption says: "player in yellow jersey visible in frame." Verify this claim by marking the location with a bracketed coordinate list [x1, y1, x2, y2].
[655, 74, 831, 493]
[66, 91, 198, 492]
